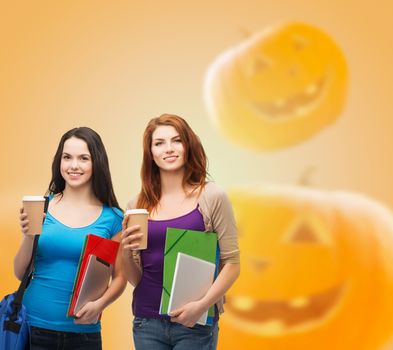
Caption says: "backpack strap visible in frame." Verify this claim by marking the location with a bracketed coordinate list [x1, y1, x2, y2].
[6, 196, 49, 329]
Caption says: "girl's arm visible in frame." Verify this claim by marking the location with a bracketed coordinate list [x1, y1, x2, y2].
[75, 231, 127, 324]
[14, 209, 36, 280]
[119, 197, 143, 287]
[120, 215, 143, 287]
[170, 184, 241, 327]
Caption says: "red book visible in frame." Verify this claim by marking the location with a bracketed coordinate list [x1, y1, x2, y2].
[67, 234, 119, 318]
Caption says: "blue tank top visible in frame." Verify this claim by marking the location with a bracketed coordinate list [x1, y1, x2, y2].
[23, 205, 123, 332]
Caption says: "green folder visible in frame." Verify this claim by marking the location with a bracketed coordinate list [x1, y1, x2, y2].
[160, 227, 218, 319]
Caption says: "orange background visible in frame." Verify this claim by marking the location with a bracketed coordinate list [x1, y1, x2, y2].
[0, 1, 392, 349]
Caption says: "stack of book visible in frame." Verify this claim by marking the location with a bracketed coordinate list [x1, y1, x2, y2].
[67, 234, 119, 322]
[160, 228, 219, 325]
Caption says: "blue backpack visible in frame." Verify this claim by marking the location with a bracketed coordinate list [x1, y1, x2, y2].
[0, 234, 40, 350]
[0, 292, 30, 350]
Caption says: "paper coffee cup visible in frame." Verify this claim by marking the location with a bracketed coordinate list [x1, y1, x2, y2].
[126, 209, 149, 250]
[22, 196, 46, 235]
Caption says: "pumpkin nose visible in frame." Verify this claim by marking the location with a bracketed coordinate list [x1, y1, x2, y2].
[248, 257, 270, 273]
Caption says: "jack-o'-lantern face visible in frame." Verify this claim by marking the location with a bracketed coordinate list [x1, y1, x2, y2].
[219, 186, 393, 350]
[226, 212, 346, 336]
[204, 22, 348, 150]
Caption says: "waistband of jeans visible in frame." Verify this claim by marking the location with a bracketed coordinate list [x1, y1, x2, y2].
[30, 326, 100, 336]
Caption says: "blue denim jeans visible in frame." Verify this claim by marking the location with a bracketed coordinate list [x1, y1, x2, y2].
[133, 317, 219, 350]
[29, 326, 102, 350]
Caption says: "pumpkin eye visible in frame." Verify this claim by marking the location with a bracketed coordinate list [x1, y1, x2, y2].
[287, 221, 320, 243]
[247, 55, 272, 77]
[283, 215, 332, 245]
[248, 256, 270, 273]
[254, 56, 272, 71]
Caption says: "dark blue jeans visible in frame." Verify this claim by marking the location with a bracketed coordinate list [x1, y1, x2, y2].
[133, 317, 219, 350]
[29, 326, 102, 350]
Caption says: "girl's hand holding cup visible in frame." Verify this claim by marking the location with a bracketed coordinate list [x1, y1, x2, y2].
[21, 195, 47, 236]
[19, 208, 30, 236]
[121, 209, 149, 253]
[121, 223, 143, 252]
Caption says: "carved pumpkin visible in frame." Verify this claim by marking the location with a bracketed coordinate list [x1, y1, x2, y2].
[219, 185, 393, 350]
[204, 22, 348, 150]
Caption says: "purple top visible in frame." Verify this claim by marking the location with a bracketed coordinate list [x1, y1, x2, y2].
[133, 207, 205, 319]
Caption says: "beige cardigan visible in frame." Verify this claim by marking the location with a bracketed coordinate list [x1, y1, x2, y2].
[127, 181, 240, 313]
[197, 182, 240, 265]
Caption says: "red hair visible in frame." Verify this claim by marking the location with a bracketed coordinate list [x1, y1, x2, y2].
[137, 114, 208, 212]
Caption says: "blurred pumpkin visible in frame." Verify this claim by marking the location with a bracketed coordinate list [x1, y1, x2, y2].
[204, 22, 348, 150]
[219, 185, 393, 350]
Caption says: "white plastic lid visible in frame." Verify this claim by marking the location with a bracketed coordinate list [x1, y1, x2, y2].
[22, 196, 46, 201]
[125, 209, 149, 215]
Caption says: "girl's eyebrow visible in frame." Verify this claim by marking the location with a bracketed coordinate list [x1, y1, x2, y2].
[152, 135, 180, 141]
[62, 152, 91, 157]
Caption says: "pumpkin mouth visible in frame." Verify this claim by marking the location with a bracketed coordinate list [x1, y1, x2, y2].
[225, 283, 345, 335]
[249, 75, 328, 120]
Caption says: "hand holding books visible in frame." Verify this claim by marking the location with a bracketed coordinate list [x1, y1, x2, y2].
[168, 253, 216, 326]
[68, 234, 119, 324]
[74, 255, 113, 324]
[160, 228, 218, 326]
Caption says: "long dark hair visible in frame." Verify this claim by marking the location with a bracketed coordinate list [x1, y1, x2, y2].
[48, 127, 121, 210]
[137, 114, 208, 212]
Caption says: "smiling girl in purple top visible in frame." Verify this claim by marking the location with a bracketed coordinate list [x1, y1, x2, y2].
[121, 114, 240, 350]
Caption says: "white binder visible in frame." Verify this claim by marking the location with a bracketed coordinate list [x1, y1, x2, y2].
[168, 253, 215, 325]
[74, 255, 113, 323]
